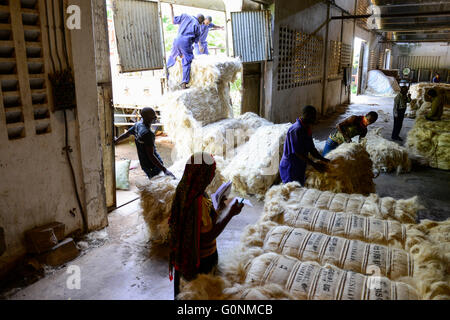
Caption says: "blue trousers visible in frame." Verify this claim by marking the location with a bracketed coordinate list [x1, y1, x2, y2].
[167, 37, 194, 84]
[279, 157, 306, 186]
[194, 42, 209, 55]
[322, 137, 339, 157]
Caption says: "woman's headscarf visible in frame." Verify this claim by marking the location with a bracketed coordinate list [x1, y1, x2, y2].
[168, 152, 216, 281]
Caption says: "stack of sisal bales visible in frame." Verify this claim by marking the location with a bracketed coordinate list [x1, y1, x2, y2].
[263, 182, 420, 224]
[177, 183, 448, 300]
[160, 55, 242, 160]
[406, 100, 450, 170]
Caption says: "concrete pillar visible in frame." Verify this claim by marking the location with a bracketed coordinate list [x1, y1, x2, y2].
[70, 0, 108, 231]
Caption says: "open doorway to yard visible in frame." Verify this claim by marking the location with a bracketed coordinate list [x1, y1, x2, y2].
[351, 37, 366, 97]
[105, 0, 242, 207]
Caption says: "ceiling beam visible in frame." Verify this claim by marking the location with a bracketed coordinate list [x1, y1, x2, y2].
[375, 2, 450, 7]
[394, 30, 450, 35]
[380, 39, 450, 43]
[330, 10, 450, 20]
[373, 0, 450, 6]
[248, 0, 273, 6]
[380, 27, 450, 32]
[377, 22, 450, 30]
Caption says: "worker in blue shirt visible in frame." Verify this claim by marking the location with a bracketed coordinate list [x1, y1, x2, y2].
[166, 4, 203, 89]
[432, 72, 440, 83]
[279, 105, 329, 185]
[194, 16, 224, 55]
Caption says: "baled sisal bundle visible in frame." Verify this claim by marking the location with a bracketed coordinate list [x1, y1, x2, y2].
[161, 55, 242, 161]
[159, 86, 233, 160]
[178, 218, 449, 300]
[305, 142, 376, 195]
[222, 123, 291, 198]
[262, 206, 407, 248]
[179, 218, 448, 300]
[363, 128, 411, 173]
[262, 226, 413, 280]
[406, 110, 450, 170]
[263, 182, 420, 224]
[167, 54, 242, 91]
[178, 184, 446, 300]
[243, 252, 419, 300]
[178, 250, 419, 300]
[138, 157, 226, 243]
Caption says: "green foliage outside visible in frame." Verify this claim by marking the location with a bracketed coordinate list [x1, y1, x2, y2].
[161, 13, 226, 55]
[162, 7, 242, 115]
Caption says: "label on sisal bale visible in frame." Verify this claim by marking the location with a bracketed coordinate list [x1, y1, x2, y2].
[281, 207, 407, 248]
[263, 226, 413, 280]
[245, 253, 419, 300]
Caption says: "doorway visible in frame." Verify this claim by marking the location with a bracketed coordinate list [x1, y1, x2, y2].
[383, 49, 391, 70]
[351, 37, 366, 96]
[104, 0, 239, 208]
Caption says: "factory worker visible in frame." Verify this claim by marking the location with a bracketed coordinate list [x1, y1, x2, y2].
[168, 152, 243, 299]
[322, 111, 378, 156]
[166, 4, 203, 89]
[194, 16, 224, 55]
[425, 89, 444, 121]
[432, 72, 440, 83]
[114, 107, 175, 180]
[279, 105, 329, 185]
[392, 85, 411, 141]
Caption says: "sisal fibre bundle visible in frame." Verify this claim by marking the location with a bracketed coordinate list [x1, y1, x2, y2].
[305, 142, 375, 195]
[406, 113, 450, 170]
[403, 219, 450, 300]
[138, 159, 226, 243]
[363, 128, 412, 173]
[168, 55, 242, 91]
[222, 123, 291, 198]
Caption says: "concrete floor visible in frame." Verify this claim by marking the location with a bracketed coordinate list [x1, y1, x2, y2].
[4, 94, 450, 300]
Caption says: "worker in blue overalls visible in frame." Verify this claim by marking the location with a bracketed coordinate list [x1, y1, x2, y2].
[166, 4, 203, 89]
[194, 16, 224, 55]
[279, 105, 329, 186]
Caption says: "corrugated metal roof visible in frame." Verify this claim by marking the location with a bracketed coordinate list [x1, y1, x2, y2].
[231, 10, 273, 63]
[114, 0, 164, 72]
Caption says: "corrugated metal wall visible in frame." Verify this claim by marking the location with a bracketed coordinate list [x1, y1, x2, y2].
[231, 10, 272, 63]
[396, 56, 441, 71]
[113, 0, 164, 72]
